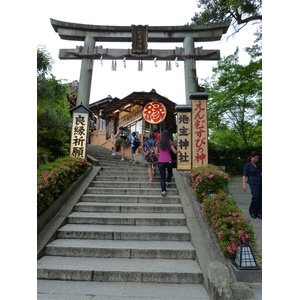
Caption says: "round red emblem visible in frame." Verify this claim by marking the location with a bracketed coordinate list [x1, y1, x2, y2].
[142, 102, 167, 124]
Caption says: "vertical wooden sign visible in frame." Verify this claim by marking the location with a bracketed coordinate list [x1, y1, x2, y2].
[176, 105, 192, 170]
[191, 93, 208, 167]
[70, 112, 89, 159]
[131, 25, 148, 53]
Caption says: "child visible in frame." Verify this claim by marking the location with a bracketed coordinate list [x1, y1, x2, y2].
[128, 132, 138, 164]
[139, 132, 157, 182]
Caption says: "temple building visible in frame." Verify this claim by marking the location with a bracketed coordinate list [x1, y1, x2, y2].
[67, 83, 177, 160]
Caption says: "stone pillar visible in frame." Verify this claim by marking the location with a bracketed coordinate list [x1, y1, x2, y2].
[183, 36, 198, 105]
[77, 35, 95, 108]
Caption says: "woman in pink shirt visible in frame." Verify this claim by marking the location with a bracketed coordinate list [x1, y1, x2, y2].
[155, 130, 180, 197]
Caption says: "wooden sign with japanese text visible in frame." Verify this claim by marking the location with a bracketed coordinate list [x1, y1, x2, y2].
[119, 106, 142, 128]
[177, 111, 192, 170]
[191, 98, 208, 167]
[70, 112, 89, 159]
[131, 25, 148, 53]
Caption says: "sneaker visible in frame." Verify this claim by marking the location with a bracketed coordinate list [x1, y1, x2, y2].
[149, 178, 153, 182]
[166, 182, 171, 187]
[121, 158, 124, 161]
[112, 152, 116, 156]
[130, 159, 134, 162]
[132, 161, 136, 164]
[161, 191, 167, 197]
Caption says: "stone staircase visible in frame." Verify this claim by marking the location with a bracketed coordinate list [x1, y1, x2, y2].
[37, 145, 209, 299]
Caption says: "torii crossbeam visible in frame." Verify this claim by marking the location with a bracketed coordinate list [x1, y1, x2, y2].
[50, 19, 230, 106]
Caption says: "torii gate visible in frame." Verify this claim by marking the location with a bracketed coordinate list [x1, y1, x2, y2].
[50, 18, 230, 107]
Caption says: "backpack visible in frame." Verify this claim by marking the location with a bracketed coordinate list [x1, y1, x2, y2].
[133, 136, 141, 147]
[144, 141, 157, 162]
[119, 130, 127, 139]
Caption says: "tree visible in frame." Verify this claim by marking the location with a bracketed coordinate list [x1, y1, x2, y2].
[201, 45, 262, 147]
[191, 0, 262, 40]
[37, 46, 71, 166]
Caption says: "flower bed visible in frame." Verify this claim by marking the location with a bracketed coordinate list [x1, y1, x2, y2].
[188, 164, 256, 258]
[201, 191, 256, 257]
[188, 164, 229, 203]
[37, 156, 89, 216]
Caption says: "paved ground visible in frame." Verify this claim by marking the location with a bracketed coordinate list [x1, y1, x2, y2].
[228, 176, 262, 300]
[228, 176, 262, 261]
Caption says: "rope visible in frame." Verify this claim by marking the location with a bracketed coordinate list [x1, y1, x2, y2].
[66, 51, 217, 61]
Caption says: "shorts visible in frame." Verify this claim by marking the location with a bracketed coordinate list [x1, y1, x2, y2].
[131, 146, 137, 154]
[115, 137, 127, 148]
[145, 160, 157, 165]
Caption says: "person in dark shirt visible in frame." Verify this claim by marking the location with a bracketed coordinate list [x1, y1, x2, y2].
[243, 151, 262, 219]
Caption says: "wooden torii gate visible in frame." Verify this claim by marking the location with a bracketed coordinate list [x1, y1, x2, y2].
[50, 18, 230, 108]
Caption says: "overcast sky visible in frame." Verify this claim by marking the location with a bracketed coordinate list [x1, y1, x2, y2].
[36, 0, 258, 105]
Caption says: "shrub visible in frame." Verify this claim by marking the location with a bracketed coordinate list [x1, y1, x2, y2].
[37, 156, 89, 216]
[37, 46, 72, 167]
[188, 164, 229, 203]
[208, 143, 262, 175]
[201, 192, 256, 258]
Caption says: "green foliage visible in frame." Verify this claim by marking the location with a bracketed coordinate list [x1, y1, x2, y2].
[37, 156, 89, 216]
[37, 46, 71, 166]
[188, 164, 229, 202]
[37, 46, 53, 77]
[190, 0, 262, 39]
[201, 191, 256, 257]
[201, 46, 262, 147]
[208, 143, 262, 175]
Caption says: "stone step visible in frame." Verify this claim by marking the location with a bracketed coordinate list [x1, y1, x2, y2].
[98, 167, 156, 175]
[96, 158, 144, 167]
[37, 256, 203, 284]
[37, 280, 210, 299]
[80, 194, 181, 204]
[67, 212, 186, 226]
[98, 159, 145, 165]
[90, 180, 164, 188]
[94, 175, 175, 182]
[85, 187, 178, 195]
[57, 224, 191, 241]
[44, 239, 196, 259]
[74, 202, 183, 213]
[98, 159, 147, 164]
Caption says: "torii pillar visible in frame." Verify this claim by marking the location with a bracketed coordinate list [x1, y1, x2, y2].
[184, 36, 198, 105]
[77, 35, 95, 108]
